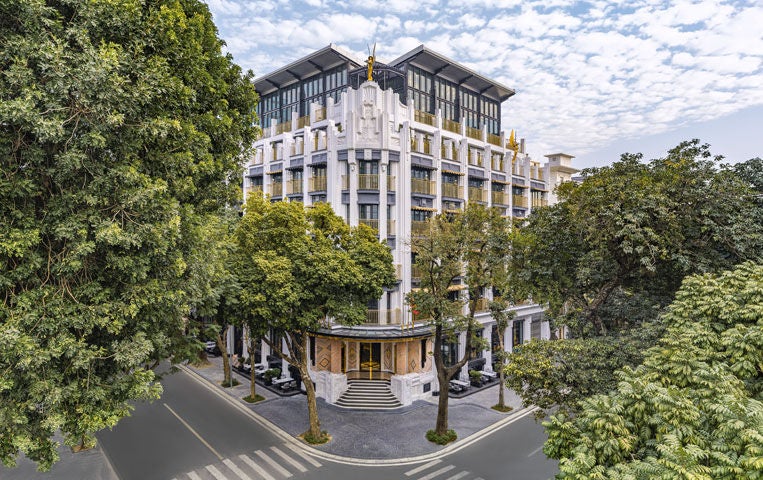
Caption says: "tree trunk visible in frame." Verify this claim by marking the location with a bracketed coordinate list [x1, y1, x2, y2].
[435, 367, 451, 435]
[247, 336, 257, 399]
[299, 362, 322, 439]
[216, 328, 231, 386]
[496, 326, 506, 408]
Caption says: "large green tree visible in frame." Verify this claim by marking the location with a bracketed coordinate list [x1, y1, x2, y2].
[234, 196, 395, 442]
[0, 0, 257, 469]
[409, 204, 511, 440]
[507, 141, 762, 416]
[544, 262, 763, 479]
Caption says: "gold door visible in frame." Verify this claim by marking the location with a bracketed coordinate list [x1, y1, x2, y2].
[359, 343, 381, 380]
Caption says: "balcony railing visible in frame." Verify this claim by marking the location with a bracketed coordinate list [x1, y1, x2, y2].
[468, 187, 486, 202]
[314, 107, 326, 122]
[275, 121, 291, 135]
[491, 155, 504, 171]
[513, 195, 528, 208]
[411, 178, 435, 195]
[468, 148, 484, 167]
[414, 110, 435, 126]
[358, 174, 379, 190]
[271, 182, 283, 197]
[411, 136, 432, 155]
[359, 218, 379, 231]
[387, 219, 396, 235]
[465, 126, 482, 141]
[487, 133, 502, 146]
[532, 198, 549, 208]
[297, 115, 310, 129]
[473, 297, 490, 312]
[286, 179, 303, 195]
[308, 176, 327, 192]
[531, 171, 545, 181]
[441, 144, 458, 161]
[442, 183, 463, 199]
[411, 264, 423, 279]
[365, 309, 402, 325]
[442, 118, 460, 134]
[244, 185, 263, 197]
[387, 175, 396, 191]
[394, 263, 402, 280]
[341, 175, 349, 190]
[491, 191, 509, 205]
[411, 220, 429, 236]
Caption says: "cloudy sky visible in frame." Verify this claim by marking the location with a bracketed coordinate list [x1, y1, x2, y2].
[206, 0, 762, 168]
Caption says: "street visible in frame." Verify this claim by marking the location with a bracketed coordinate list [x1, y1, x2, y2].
[94, 368, 557, 480]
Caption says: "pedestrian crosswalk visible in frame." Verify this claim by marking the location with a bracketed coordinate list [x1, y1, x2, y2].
[171, 443, 322, 480]
[404, 459, 484, 480]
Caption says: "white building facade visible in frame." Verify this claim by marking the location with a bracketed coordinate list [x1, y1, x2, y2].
[239, 45, 576, 407]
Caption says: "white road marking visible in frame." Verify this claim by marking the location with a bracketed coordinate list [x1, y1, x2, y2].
[255, 450, 292, 478]
[223, 458, 253, 480]
[445, 471, 470, 480]
[527, 446, 544, 457]
[405, 459, 442, 476]
[239, 454, 276, 480]
[270, 446, 308, 473]
[206, 464, 228, 480]
[187, 472, 203, 480]
[419, 464, 455, 480]
[164, 403, 223, 461]
[283, 443, 322, 468]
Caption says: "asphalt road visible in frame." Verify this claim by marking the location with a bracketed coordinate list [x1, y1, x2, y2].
[94, 367, 557, 480]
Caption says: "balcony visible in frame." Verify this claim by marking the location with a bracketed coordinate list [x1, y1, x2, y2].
[244, 185, 263, 197]
[491, 191, 509, 205]
[468, 187, 486, 203]
[491, 155, 504, 171]
[411, 178, 435, 195]
[442, 118, 460, 134]
[358, 174, 379, 190]
[359, 218, 379, 231]
[387, 175, 396, 191]
[468, 148, 484, 167]
[272, 146, 283, 161]
[286, 179, 303, 195]
[411, 220, 429, 236]
[341, 175, 349, 190]
[387, 219, 396, 235]
[487, 133, 502, 147]
[513, 195, 528, 208]
[414, 110, 435, 126]
[442, 183, 463, 199]
[297, 115, 310, 129]
[308, 176, 327, 192]
[365, 309, 402, 325]
[411, 264, 423, 280]
[275, 121, 291, 135]
[271, 182, 283, 197]
[314, 107, 326, 122]
[441, 144, 458, 161]
[411, 136, 433, 156]
[465, 126, 482, 141]
[394, 263, 402, 280]
[532, 198, 548, 208]
[473, 297, 490, 312]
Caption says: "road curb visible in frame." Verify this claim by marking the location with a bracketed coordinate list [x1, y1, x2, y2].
[179, 364, 537, 467]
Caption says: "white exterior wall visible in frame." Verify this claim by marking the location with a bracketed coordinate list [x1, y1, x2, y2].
[243, 80, 567, 404]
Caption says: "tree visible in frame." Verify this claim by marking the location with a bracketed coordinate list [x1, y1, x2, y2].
[544, 262, 763, 479]
[0, 0, 258, 469]
[234, 196, 395, 442]
[409, 204, 510, 441]
[507, 141, 762, 416]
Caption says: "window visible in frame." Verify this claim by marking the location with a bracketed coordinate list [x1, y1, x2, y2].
[512, 320, 524, 347]
[411, 167, 431, 180]
[407, 65, 433, 113]
[421, 339, 427, 368]
[412, 209, 432, 222]
[359, 160, 378, 174]
[359, 204, 379, 220]
[441, 338, 459, 367]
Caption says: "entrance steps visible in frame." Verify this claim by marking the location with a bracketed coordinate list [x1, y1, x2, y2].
[335, 379, 402, 410]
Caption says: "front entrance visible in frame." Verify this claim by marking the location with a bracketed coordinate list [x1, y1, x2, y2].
[359, 342, 381, 380]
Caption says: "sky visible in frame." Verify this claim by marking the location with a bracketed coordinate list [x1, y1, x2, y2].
[205, 0, 763, 169]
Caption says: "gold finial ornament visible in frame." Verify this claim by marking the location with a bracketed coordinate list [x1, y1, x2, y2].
[508, 129, 519, 162]
[366, 43, 376, 81]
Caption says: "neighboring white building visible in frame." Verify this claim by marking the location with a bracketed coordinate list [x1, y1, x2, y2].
[238, 44, 577, 407]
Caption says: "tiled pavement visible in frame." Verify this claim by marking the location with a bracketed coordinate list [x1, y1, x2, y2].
[193, 355, 525, 459]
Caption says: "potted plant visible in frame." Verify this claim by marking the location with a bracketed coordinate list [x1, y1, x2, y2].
[469, 369, 483, 387]
[263, 368, 281, 386]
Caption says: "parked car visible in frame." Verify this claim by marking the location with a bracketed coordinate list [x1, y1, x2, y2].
[205, 340, 221, 356]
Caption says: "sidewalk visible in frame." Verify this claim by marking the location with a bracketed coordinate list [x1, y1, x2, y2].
[192, 355, 526, 460]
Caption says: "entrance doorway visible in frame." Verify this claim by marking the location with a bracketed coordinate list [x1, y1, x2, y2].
[359, 342, 381, 380]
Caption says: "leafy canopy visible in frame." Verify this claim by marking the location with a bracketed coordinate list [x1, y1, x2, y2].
[0, 0, 257, 469]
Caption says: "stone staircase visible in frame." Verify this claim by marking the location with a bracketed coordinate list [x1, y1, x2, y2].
[335, 379, 402, 410]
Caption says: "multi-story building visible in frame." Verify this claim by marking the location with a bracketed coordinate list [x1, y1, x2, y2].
[240, 44, 577, 407]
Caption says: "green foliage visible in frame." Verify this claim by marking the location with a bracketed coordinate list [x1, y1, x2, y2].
[243, 394, 265, 404]
[426, 428, 457, 445]
[545, 262, 763, 479]
[302, 430, 330, 445]
[0, 0, 258, 469]
[516, 140, 762, 338]
[504, 333, 650, 417]
[263, 368, 281, 382]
